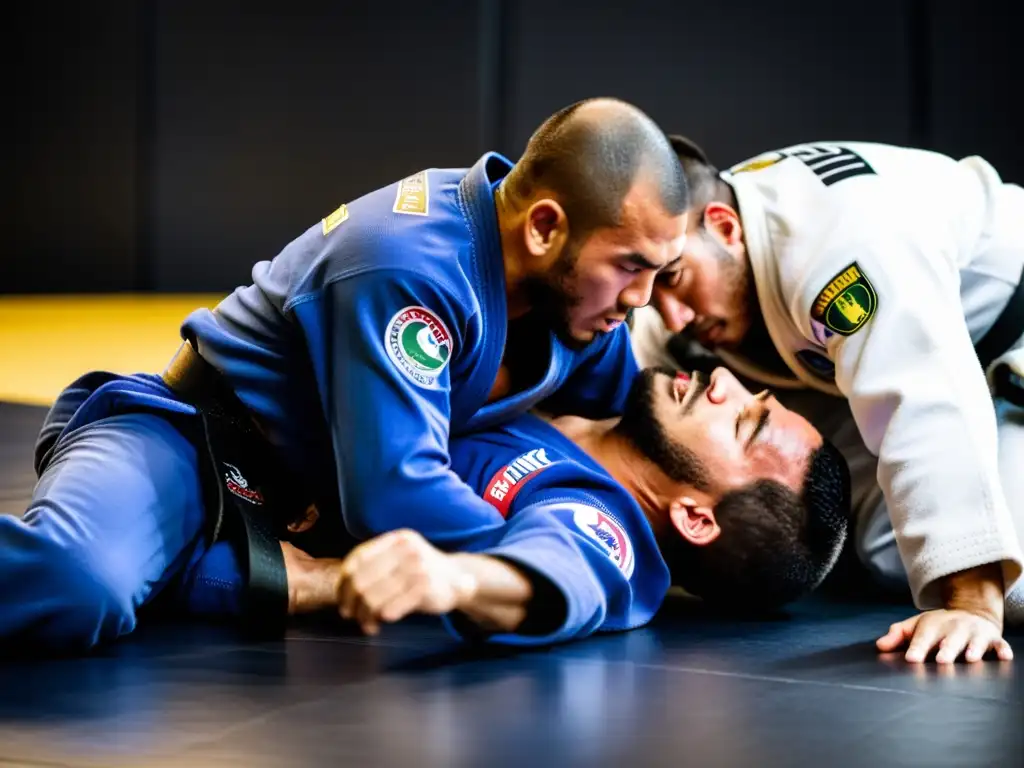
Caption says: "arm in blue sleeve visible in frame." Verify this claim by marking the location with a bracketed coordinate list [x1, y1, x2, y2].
[175, 539, 246, 619]
[541, 324, 640, 419]
[441, 502, 631, 646]
[295, 269, 509, 548]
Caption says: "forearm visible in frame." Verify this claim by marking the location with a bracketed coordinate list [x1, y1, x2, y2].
[283, 545, 549, 634]
[844, 367, 1021, 606]
[448, 554, 537, 634]
[283, 531, 576, 640]
[282, 542, 344, 616]
[939, 562, 1005, 627]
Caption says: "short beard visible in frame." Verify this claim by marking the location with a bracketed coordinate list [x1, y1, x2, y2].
[521, 242, 588, 351]
[612, 367, 713, 492]
[700, 228, 754, 351]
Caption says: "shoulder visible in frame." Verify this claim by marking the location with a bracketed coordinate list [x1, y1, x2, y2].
[278, 167, 477, 303]
[451, 417, 575, 506]
[526, 495, 641, 581]
[732, 145, 952, 337]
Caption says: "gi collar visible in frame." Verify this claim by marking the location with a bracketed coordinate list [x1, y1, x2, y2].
[459, 151, 515, 273]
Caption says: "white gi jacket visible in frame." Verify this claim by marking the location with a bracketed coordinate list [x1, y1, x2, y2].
[634, 141, 1024, 609]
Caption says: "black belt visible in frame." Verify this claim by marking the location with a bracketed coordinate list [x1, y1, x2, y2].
[976, 263, 1024, 407]
[976, 262, 1024, 370]
[163, 341, 297, 634]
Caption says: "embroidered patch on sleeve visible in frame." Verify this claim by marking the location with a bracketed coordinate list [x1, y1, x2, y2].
[321, 203, 349, 235]
[571, 505, 635, 579]
[810, 263, 878, 336]
[483, 448, 555, 517]
[385, 305, 452, 389]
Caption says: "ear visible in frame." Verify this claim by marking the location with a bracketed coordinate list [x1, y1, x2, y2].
[668, 496, 721, 547]
[524, 199, 569, 259]
[702, 202, 743, 247]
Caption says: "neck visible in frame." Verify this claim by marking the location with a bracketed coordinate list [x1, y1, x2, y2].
[547, 415, 674, 536]
[720, 180, 770, 358]
[721, 180, 777, 367]
[495, 184, 531, 321]
[725, 183, 740, 213]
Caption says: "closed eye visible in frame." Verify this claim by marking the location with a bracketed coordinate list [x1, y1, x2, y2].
[622, 253, 681, 275]
[746, 409, 771, 448]
[737, 391, 773, 446]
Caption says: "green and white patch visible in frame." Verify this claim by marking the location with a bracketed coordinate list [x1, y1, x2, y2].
[810, 262, 878, 337]
[385, 306, 452, 388]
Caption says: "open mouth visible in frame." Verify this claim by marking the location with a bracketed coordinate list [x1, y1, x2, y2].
[672, 371, 692, 405]
[671, 369, 709, 412]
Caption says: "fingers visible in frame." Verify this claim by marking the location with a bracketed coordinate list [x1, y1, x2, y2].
[934, 623, 972, 664]
[338, 536, 401, 622]
[377, 579, 428, 625]
[883, 610, 1012, 664]
[354, 567, 421, 630]
[337, 532, 411, 616]
[964, 634, 1014, 663]
[993, 638, 1014, 662]
[904, 617, 942, 663]
[336, 530, 428, 634]
[963, 634, 987, 663]
[876, 616, 918, 652]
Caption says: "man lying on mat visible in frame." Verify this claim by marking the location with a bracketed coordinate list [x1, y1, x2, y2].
[274, 367, 850, 643]
[1, 98, 692, 652]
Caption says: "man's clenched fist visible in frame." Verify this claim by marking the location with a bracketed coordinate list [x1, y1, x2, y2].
[336, 529, 479, 635]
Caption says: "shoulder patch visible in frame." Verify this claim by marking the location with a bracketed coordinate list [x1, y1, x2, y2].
[572, 505, 635, 579]
[730, 152, 783, 175]
[810, 262, 878, 336]
[795, 348, 836, 381]
[385, 306, 452, 389]
[484, 448, 555, 517]
[393, 171, 429, 216]
[321, 203, 349, 235]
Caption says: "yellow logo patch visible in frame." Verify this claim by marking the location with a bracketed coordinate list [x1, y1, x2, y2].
[393, 171, 430, 216]
[321, 204, 349, 235]
[731, 153, 783, 175]
[811, 263, 878, 336]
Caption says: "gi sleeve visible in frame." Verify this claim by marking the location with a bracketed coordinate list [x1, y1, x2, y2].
[175, 539, 247, 618]
[794, 242, 1024, 609]
[298, 269, 509, 547]
[540, 323, 640, 419]
[441, 501, 635, 646]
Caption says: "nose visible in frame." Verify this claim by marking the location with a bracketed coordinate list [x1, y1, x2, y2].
[620, 271, 658, 310]
[652, 288, 696, 333]
[705, 367, 740, 405]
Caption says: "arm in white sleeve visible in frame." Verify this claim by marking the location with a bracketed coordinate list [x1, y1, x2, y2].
[798, 245, 1022, 608]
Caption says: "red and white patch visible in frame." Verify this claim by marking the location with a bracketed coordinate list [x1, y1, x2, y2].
[223, 462, 264, 505]
[571, 505, 635, 578]
[483, 448, 554, 517]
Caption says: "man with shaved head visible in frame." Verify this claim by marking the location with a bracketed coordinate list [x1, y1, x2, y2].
[1, 98, 691, 652]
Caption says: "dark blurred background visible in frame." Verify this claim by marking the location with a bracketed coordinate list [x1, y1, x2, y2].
[7, 0, 1022, 294]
